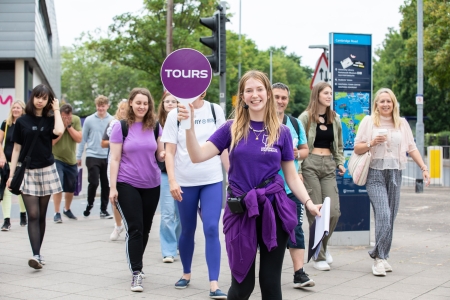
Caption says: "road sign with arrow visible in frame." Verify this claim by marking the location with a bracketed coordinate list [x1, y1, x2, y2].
[310, 52, 329, 90]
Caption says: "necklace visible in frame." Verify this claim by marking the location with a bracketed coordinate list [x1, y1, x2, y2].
[249, 125, 266, 140]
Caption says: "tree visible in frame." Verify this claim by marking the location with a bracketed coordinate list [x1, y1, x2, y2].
[86, 0, 217, 100]
[61, 45, 148, 116]
[400, 0, 450, 90]
[373, 0, 450, 133]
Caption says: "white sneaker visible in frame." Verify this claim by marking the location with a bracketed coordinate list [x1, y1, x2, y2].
[163, 256, 174, 263]
[131, 271, 143, 292]
[313, 260, 330, 271]
[325, 251, 333, 265]
[382, 259, 392, 272]
[110, 226, 123, 241]
[372, 258, 386, 276]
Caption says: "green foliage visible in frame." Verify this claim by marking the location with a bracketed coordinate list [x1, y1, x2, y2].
[400, 0, 450, 90]
[62, 0, 313, 118]
[373, 0, 450, 133]
[425, 131, 450, 146]
[61, 45, 149, 116]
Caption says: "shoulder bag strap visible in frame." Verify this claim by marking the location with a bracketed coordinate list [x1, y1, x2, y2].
[2, 124, 7, 149]
[210, 103, 216, 125]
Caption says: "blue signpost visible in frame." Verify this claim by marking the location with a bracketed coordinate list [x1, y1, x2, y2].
[329, 33, 372, 245]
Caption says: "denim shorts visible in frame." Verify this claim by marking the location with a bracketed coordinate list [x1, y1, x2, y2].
[54, 159, 78, 193]
[286, 193, 305, 249]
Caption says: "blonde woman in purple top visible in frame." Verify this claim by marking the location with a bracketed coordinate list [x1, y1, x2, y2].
[109, 88, 164, 292]
[178, 70, 322, 300]
[354, 88, 430, 276]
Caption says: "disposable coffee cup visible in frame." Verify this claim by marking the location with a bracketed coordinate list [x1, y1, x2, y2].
[377, 129, 388, 136]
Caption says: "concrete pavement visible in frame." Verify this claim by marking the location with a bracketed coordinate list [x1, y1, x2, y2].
[0, 187, 449, 299]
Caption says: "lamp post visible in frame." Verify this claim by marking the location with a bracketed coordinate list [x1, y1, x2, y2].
[309, 44, 329, 64]
[415, 0, 424, 193]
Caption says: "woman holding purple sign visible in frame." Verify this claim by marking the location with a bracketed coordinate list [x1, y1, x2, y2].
[178, 70, 321, 300]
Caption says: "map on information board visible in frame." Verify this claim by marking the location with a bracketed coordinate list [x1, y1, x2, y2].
[334, 91, 370, 149]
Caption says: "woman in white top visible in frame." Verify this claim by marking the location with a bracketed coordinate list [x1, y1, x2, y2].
[354, 88, 430, 276]
[161, 92, 229, 299]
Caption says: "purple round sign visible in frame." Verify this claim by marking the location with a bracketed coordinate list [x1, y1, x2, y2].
[161, 48, 212, 99]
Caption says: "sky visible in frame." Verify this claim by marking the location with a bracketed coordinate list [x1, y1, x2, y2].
[54, 0, 406, 69]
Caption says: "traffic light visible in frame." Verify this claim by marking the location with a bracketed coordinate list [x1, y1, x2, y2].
[199, 14, 220, 73]
[199, 9, 226, 74]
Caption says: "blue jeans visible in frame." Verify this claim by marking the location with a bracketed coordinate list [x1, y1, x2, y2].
[159, 172, 181, 258]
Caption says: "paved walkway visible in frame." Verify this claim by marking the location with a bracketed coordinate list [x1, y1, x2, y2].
[1, 187, 449, 299]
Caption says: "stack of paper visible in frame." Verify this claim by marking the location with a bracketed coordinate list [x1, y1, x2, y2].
[307, 197, 331, 262]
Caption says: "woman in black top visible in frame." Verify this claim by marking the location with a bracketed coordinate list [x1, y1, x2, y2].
[298, 82, 345, 271]
[6, 84, 64, 269]
[0, 100, 27, 230]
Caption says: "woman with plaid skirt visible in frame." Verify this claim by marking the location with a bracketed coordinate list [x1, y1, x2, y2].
[6, 84, 64, 269]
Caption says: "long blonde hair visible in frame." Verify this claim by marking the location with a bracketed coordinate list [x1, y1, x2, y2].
[6, 100, 26, 126]
[230, 70, 280, 151]
[372, 88, 401, 129]
[305, 82, 336, 135]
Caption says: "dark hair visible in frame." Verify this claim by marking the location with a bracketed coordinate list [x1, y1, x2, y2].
[25, 84, 55, 116]
[272, 82, 290, 95]
[60, 104, 73, 114]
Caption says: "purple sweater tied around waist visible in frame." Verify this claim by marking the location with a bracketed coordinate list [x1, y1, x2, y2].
[223, 174, 297, 283]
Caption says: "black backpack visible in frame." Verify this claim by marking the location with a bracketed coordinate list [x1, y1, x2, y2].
[282, 114, 300, 137]
[119, 120, 166, 172]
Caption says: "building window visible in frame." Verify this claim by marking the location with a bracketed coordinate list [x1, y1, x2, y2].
[39, 0, 53, 56]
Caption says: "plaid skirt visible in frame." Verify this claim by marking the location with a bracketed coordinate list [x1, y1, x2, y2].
[20, 164, 63, 196]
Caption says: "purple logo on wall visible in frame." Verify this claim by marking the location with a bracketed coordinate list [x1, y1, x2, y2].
[161, 48, 212, 99]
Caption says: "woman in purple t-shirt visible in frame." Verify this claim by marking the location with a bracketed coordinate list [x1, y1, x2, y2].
[108, 88, 164, 292]
[179, 70, 322, 300]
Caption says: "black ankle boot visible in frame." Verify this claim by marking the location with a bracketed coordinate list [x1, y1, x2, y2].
[1, 218, 11, 231]
[20, 212, 27, 227]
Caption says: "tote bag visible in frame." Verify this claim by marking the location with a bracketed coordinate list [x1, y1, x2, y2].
[348, 151, 371, 186]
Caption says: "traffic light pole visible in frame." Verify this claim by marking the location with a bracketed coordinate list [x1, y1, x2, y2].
[219, 2, 226, 115]
[415, 0, 424, 193]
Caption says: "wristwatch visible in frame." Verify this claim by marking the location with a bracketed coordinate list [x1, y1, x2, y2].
[367, 142, 371, 148]
[67, 124, 72, 129]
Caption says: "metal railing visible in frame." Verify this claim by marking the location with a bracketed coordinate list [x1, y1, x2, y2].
[402, 146, 450, 187]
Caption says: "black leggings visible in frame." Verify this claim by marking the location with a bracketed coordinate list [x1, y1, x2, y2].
[227, 206, 289, 300]
[116, 182, 160, 272]
[22, 194, 51, 256]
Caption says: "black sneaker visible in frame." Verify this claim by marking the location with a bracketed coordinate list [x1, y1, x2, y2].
[83, 205, 93, 217]
[1, 218, 11, 231]
[100, 211, 113, 219]
[54, 213, 62, 223]
[293, 268, 315, 288]
[63, 209, 78, 220]
[20, 212, 27, 227]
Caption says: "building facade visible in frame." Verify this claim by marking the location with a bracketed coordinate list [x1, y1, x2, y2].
[0, 0, 60, 122]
